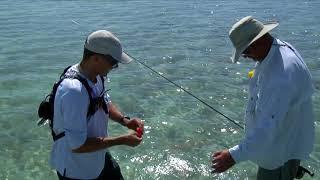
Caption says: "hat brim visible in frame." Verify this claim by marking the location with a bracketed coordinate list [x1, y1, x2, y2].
[231, 22, 279, 63]
[117, 52, 133, 64]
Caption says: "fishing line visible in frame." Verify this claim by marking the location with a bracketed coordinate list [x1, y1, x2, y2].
[69, 19, 318, 173]
[70, 19, 244, 129]
[124, 51, 244, 130]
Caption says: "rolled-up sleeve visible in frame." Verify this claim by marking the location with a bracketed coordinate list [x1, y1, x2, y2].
[61, 80, 89, 150]
[229, 80, 293, 167]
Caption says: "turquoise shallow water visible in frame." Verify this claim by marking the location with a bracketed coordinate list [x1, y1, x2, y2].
[0, 0, 319, 179]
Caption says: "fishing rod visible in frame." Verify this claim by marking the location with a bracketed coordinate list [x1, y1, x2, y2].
[125, 52, 244, 130]
[70, 19, 244, 130]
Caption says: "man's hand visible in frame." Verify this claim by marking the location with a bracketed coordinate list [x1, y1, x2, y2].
[211, 149, 235, 173]
[126, 118, 144, 131]
[121, 131, 143, 147]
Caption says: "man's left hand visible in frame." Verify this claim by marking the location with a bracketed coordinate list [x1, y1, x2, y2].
[211, 149, 235, 173]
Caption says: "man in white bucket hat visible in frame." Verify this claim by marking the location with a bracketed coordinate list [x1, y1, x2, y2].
[212, 16, 315, 180]
[49, 30, 144, 179]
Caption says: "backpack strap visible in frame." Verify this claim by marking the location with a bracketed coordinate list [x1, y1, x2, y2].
[49, 66, 73, 141]
[51, 67, 108, 141]
[83, 75, 109, 116]
[50, 74, 93, 142]
[99, 75, 105, 92]
[98, 75, 109, 115]
[49, 78, 65, 129]
[70, 74, 95, 118]
[49, 66, 74, 127]
[49, 78, 67, 141]
[52, 131, 65, 141]
[60, 65, 72, 79]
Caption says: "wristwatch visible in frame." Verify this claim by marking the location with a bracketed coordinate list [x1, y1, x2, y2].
[120, 116, 130, 126]
[123, 116, 130, 120]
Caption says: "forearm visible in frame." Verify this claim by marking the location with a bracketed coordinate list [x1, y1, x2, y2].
[72, 136, 125, 153]
[108, 103, 129, 126]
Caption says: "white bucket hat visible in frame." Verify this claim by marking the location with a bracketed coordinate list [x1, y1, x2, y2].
[229, 16, 279, 63]
[84, 30, 133, 64]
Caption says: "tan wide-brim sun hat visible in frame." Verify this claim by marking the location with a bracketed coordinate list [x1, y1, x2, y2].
[229, 16, 279, 63]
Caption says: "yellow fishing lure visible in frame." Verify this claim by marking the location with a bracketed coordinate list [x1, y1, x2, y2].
[248, 70, 255, 78]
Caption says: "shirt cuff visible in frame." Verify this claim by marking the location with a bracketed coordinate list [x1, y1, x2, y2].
[229, 144, 247, 163]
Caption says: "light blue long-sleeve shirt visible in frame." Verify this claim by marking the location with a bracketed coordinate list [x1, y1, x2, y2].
[229, 38, 315, 170]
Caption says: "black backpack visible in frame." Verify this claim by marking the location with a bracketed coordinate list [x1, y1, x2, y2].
[38, 65, 108, 141]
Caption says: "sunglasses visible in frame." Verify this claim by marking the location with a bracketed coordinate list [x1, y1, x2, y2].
[242, 45, 254, 57]
[101, 54, 119, 69]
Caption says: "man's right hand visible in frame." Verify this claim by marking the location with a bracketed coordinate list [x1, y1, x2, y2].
[121, 131, 143, 147]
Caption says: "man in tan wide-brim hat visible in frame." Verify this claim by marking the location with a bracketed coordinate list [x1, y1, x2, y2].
[229, 16, 278, 63]
[211, 16, 315, 180]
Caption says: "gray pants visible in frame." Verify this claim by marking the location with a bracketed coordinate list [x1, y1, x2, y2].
[257, 159, 300, 180]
